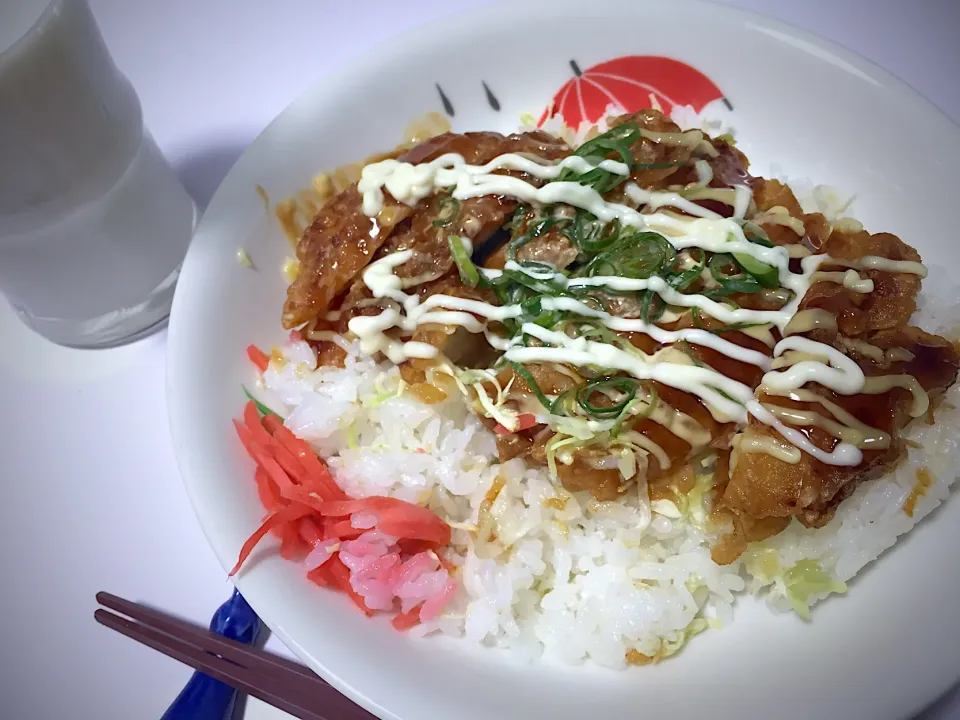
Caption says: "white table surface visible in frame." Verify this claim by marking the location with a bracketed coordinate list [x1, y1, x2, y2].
[2, 1, 958, 718]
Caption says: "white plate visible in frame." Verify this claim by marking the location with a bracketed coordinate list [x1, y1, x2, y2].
[167, 1, 960, 718]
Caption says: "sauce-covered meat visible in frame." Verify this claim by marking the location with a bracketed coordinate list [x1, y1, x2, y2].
[284, 131, 567, 329]
[717, 326, 959, 559]
[282, 109, 957, 566]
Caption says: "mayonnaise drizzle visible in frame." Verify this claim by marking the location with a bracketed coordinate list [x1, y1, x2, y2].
[812, 269, 875, 293]
[784, 309, 838, 336]
[826, 255, 928, 278]
[347, 151, 931, 468]
[747, 401, 863, 466]
[736, 432, 803, 464]
[762, 336, 866, 396]
[763, 403, 889, 449]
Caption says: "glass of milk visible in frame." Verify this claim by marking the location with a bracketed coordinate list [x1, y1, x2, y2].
[0, 0, 198, 348]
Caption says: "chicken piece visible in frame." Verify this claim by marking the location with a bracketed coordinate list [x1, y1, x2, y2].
[283, 130, 567, 329]
[610, 109, 697, 189]
[717, 326, 959, 557]
[282, 188, 412, 329]
[513, 363, 735, 501]
[398, 273, 501, 384]
[708, 138, 754, 189]
[558, 460, 622, 501]
[389, 129, 568, 278]
[509, 362, 580, 398]
[800, 228, 923, 335]
[749, 179, 833, 250]
[516, 228, 579, 268]
[481, 208, 579, 271]
[710, 512, 790, 566]
[527, 434, 624, 501]
[665, 138, 756, 218]
[753, 178, 803, 218]
[343, 131, 569, 300]
[751, 178, 805, 246]
[496, 431, 535, 462]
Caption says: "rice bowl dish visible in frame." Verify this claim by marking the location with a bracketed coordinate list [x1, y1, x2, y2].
[164, 4, 960, 718]
[228, 104, 960, 669]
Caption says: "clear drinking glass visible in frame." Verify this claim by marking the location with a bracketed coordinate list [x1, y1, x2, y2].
[0, 0, 197, 348]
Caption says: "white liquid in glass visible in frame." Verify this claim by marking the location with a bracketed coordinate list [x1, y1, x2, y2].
[0, 0, 197, 347]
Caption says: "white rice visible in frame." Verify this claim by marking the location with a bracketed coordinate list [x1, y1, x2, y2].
[261, 340, 743, 668]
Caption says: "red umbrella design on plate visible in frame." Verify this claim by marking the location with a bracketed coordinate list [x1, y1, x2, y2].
[537, 56, 730, 128]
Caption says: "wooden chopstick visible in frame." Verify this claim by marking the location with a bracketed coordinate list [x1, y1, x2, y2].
[95, 592, 378, 720]
[96, 593, 322, 685]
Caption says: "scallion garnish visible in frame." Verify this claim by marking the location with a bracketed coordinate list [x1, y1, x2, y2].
[507, 215, 568, 262]
[732, 251, 780, 288]
[508, 361, 554, 410]
[243, 386, 282, 418]
[566, 211, 621, 254]
[432, 195, 461, 228]
[736, 219, 775, 247]
[557, 122, 640, 193]
[583, 231, 676, 280]
[666, 248, 706, 291]
[706, 253, 762, 295]
[576, 377, 639, 418]
[448, 234, 480, 288]
[640, 290, 667, 324]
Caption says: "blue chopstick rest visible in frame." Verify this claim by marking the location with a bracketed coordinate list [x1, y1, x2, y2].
[161, 589, 262, 720]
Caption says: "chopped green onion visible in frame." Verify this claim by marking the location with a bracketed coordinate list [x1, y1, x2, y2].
[507, 216, 567, 262]
[611, 382, 658, 436]
[679, 341, 705, 368]
[518, 297, 560, 329]
[575, 122, 640, 165]
[576, 377, 639, 419]
[549, 387, 578, 416]
[732, 252, 780, 288]
[448, 235, 480, 288]
[736, 219, 775, 247]
[508, 361, 554, 411]
[432, 195, 461, 228]
[666, 248, 706, 291]
[565, 211, 621, 254]
[556, 122, 642, 193]
[243, 386, 282, 418]
[640, 290, 666, 324]
[502, 268, 568, 296]
[583, 231, 675, 281]
[707, 254, 762, 295]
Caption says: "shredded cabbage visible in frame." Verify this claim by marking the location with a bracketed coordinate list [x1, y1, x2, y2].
[651, 499, 682, 519]
[235, 247, 254, 268]
[742, 547, 781, 583]
[345, 422, 359, 450]
[660, 618, 709, 658]
[454, 369, 520, 430]
[684, 471, 715, 527]
[782, 559, 847, 620]
[553, 414, 612, 440]
[361, 377, 406, 408]
[743, 550, 847, 620]
[473, 381, 519, 430]
[617, 448, 636, 480]
[544, 433, 584, 479]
